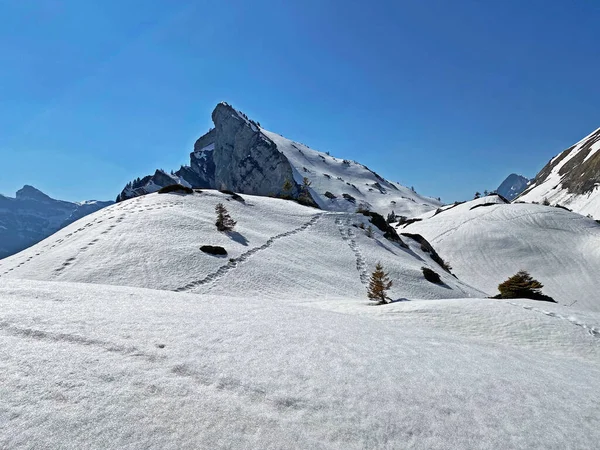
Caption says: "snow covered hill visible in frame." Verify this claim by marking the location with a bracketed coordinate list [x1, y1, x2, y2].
[117, 102, 441, 219]
[0, 185, 113, 259]
[2, 191, 600, 448]
[0, 190, 479, 301]
[518, 126, 600, 218]
[403, 195, 600, 311]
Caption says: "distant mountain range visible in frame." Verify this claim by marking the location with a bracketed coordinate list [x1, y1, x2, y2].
[0, 185, 112, 259]
[518, 127, 600, 218]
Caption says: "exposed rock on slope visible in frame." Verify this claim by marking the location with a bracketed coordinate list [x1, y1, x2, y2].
[518, 127, 600, 218]
[496, 174, 529, 201]
[118, 103, 441, 218]
[0, 186, 112, 259]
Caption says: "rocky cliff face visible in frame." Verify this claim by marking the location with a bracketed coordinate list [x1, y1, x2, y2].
[518, 127, 600, 218]
[210, 104, 299, 197]
[0, 186, 113, 259]
[496, 174, 530, 201]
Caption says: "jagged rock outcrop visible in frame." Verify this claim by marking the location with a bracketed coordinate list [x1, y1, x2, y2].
[210, 104, 300, 197]
[518, 127, 600, 218]
[496, 174, 530, 201]
[0, 186, 112, 259]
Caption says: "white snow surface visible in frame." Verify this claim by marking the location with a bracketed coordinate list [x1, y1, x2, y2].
[404, 196, 600, 311]
[262, 129, 442, 217]
[2, 192, 600, 448]
[1, 279, 600, 449]
[518, 127, 600, 218]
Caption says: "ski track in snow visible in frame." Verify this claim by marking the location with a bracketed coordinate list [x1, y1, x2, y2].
[174, 214, 324, 293]
[335, 217, 368, 286]
[508, 302, 600, 339]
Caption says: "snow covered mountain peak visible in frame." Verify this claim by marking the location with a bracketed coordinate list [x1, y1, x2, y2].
[118, 102, 441, 218]
[518, 126, 600, 218]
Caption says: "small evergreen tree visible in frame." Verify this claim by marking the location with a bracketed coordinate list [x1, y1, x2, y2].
[367, 263, 393, 304]
[215, 203, 236, 232]
[497, 270, 545, 299]
[282, 178, 293, 195]
[542, 197, 551, 206]
[474, 191, 481, 199]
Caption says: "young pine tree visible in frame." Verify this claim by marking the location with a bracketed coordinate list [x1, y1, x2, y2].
[367, 263, 393, 304]
[282, 178, 293, 197]
[215, 203, 236, 232]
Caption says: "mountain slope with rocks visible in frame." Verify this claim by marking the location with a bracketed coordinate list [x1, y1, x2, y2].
[518, 127, 600, 218]
[118, 102, 441, 218]
[0, 186, 113, 259]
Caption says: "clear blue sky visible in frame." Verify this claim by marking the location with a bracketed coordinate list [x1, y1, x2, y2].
[1, 0, 598, 203]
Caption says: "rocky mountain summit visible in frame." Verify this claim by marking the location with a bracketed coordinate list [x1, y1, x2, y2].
[0, 186, 112, 259]
[496, 174, 530, 201]
[117, 102, 441, 217]
[518, 127, 600, 218]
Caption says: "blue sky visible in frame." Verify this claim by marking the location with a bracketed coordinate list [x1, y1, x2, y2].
[1, 0, 598, 202]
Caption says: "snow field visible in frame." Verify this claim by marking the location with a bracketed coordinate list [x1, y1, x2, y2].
[1, 279, 600, 449]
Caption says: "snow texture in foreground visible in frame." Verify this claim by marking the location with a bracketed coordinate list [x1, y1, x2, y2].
[1, 279, 600, 449]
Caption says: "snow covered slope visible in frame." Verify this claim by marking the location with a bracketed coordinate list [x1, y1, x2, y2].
[118, 103, 441, 219]
[0, 185, 113, 259]
[0, 190, 479, 301]
[403, 196, 600, 310]
[518, 127, 600, 218]
[262, 129, 440, 216]
[1, 279, 600, 449]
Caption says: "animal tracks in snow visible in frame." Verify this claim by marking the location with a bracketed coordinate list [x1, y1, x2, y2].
[335, 217, 368, 285]
[509, 302, 600, 339]
[174, 214, 323, 293]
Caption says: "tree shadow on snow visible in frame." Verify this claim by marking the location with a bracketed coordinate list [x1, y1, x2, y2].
[227, 231, 249, 246]
[389, 298, 411, 303]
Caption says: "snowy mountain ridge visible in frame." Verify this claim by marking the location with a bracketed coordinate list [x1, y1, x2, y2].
[118, 102, 441, 218]
[518, 126, 600, 218]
